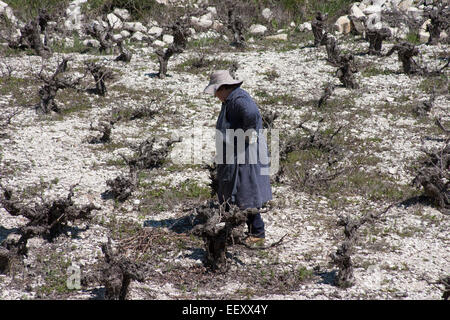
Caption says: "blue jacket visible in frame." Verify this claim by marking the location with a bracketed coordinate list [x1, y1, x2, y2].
[215, 87, 272, 209]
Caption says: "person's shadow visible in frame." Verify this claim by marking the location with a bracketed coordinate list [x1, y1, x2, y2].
[143, 213, 202, 234]
[317, 270, 338, 285]
[0, 226, 18, 242]
[87, 287, 105, 300]
[298, 43, 317, 49]
[144, 72, 172, 79]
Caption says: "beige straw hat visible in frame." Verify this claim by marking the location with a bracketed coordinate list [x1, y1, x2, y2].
[203, 70, 243, 95]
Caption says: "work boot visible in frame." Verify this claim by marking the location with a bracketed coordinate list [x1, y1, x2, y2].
[244, 236, 265, 247]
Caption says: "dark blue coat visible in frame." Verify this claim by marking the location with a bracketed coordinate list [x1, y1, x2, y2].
[215, 87, 272, 209]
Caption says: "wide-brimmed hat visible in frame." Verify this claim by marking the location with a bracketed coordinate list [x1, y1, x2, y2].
[203, 70, 243, 95]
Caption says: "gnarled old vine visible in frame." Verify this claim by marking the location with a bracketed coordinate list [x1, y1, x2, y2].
[413, 137, 449, 214]
[227, 5, 245, 48]
[367, 28, 391, 56]
[336, 54, 359, 89]
[106, 137, 180, 202]
[85, 61, 114, 96]
[0, 184, 99, 273]
[156, 21, 190, 79]
[312, 11, 328, 47]
[385, 42, 422, 74]
[192, 202, 259, 272]
[36, 58, 81, 114]
[100, 239, 146, 300]
[330, 202, 399, 288]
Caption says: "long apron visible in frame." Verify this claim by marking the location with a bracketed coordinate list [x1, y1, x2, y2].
[216, 102, 239, 206]
[215, 92, 272, 210]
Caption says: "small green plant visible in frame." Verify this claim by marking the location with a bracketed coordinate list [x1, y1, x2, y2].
[106, 157, 128, 167]
[187, 37, 227, 50]
[296, 266, 314, 282]
[254, 91, 299, 107]
[418, 74, 448, 94]
[261, 69, 280, 81]
[6, 0, 69, 20]
[271, 19, 279, 30]
[139, 179, 211, 213]
[176, 180, 211, 199]
[0, 77, 39, 106]
[406, 31, 421, 45]
[54, 91, 93, 118]
[236, 288, 255, 299]
[35, 252, 73, 297]
[51, 33, 88, 54]
[361, 66, 393, 77]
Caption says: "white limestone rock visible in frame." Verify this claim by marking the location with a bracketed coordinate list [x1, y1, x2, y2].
[112, 34, 123, 42]
[124, 22, 147, 33]
[113, 8, 131, 21]
[0, 1, 18, 24]
[262, 8, 273, 21]
[107, 13, 122, 30]
[120, 30, 131, 38]
[363, 5, 382, 15]
[265, 33, 288, 41]
[334, 15, 352, 34]
[130, 31, 146, 42]
[148, 26, 163, 38]
[162, 34, 174, 45]
[83, 39, 100, 48]
[366, 12, 382, 31]
[298, 22, 312, 32]
[249, 24, 267, 35]
[407, 7, 423, 21]
[153, 39, 165, 47]
[350, 3, 366, 19]
[206, 6, 217, 17]
[212, 20, 223, 31]
[398, 0, 413, 11]
[191, 16, 213, 29]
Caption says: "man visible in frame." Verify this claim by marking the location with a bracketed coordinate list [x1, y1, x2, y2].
[204, 70, 272, 244]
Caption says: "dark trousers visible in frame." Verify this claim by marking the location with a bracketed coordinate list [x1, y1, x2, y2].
[246, 212, 265, 238]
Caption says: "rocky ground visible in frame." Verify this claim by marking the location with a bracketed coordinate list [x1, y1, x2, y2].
[0, 0, 449, 300]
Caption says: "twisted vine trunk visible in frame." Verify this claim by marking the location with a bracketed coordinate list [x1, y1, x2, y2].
[312, 12, 328, 47]
[336, 54, 359, 89]
[101, 240, 145, 300]
[227, 7, 245, 48]
[367, 28, 391, 55]
[385, 42, 421, 74]
[156, 21, 189, 78]
[192, 204, 249, 272]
